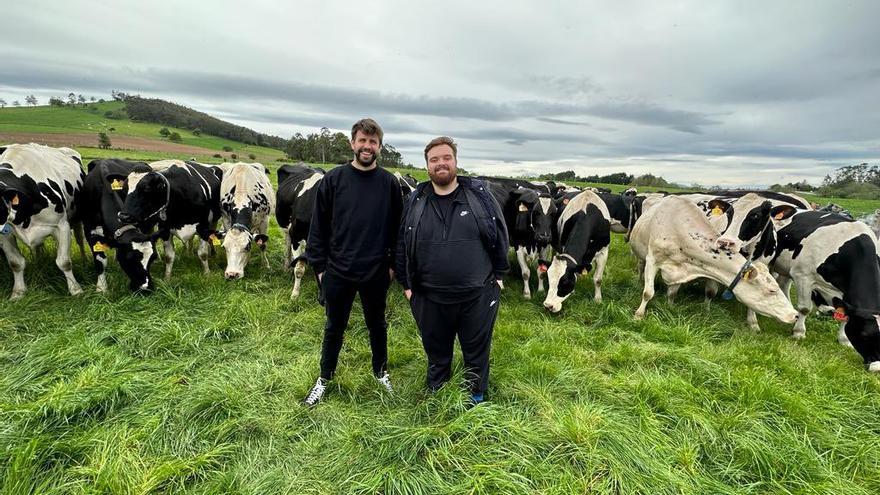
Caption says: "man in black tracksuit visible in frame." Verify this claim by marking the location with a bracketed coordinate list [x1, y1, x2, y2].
[395, 136, 509, 404]
[302, 118, 403, 407]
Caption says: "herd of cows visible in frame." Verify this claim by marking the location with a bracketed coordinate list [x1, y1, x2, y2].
[2, 143, 880, 372]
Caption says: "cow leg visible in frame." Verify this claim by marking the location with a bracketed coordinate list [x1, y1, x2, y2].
[667, 284, 681, 305]
[291, 241, 306, 298]
[197, 239, 211, 274]
[94, 251, 109, 292]
[776, 275, 793, 301]
[746, 309, 761, 332]
[283, 230, 293, 272]
[637, 259, 645, 283]
[837, 321, 853, 347]
[792, 278, 813, 339]
[163, 238, 176, 281]
[259, 218, 270, 269]
[516, 246, 531, 299]
[0, 234, 27, 299]
[592, 246, 609, 303]
[55, 223, 83, 296]
[704, 280, 719, 302]
[634, 254, 658, 320]
[537, 245, 552, 293]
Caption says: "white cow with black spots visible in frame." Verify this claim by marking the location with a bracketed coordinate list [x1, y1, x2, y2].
[218, 162, 275, 280]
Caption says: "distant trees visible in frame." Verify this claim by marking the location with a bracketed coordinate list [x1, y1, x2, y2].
[25, 95, 38, 106]
[168, 132, 182, 143]
[77, 94, 86, 105]
[49, 97, 64, 107]
[629, 173, 673, 188]
[817, 162, 880, 199]
[222, 146, 233, 152]
[13, 100, 20, 107]
[537, 170, 634, 185]
[192, 128, 201, 137]
[67, 93, 76, 106]
[98, 132, 112, 149]
[0, 98, 6, 108]
[283, 129, 411, 168]
[159, 127, 171, 137]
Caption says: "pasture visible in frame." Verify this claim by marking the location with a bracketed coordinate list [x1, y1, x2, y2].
[3, 172, 880, 493]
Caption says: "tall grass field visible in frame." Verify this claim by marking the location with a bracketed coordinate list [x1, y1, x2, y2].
[2, 104, 880, 493]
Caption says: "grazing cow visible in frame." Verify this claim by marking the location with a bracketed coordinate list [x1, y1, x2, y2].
[629, 196, 798, 325]
[0, 143, 85, 298]
[769, 207, 880, 370]
[79, 158, 161, 291]
[858, 209, 880, 238]
[597, 190, 639, 235]
[276, 163, 324, 298]
[218, 162, 275, 280]
[541, 190, 612, 313]
[117, 160, 222, 281]
[394, 171, 417, 200]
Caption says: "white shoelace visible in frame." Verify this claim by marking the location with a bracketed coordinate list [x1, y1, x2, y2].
[377, 373, 393, 393]
[304, 380, 326, 404]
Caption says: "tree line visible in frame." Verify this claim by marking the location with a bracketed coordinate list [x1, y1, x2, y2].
[285, 127, 410, 168]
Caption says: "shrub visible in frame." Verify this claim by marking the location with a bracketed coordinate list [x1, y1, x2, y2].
[168, 132, 182, 143]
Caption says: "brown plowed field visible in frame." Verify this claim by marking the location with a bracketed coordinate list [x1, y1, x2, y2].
[0, 132, 215, 155]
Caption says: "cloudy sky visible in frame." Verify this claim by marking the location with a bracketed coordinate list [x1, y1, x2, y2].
[2, 1, 878, 186]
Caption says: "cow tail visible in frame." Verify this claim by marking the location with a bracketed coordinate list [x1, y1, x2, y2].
[73, 221, 87, 265]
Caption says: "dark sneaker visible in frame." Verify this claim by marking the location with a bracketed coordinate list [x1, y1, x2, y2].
[302, 378, 328, 407]
[467, 393, 485, 408]
[377, 371, 393, 393]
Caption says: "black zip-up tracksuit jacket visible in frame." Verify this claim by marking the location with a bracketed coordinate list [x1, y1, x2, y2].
[395, 177, 509, 295]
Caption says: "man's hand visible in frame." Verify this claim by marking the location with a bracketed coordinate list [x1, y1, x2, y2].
[318, 272, 324, 283]
[496, 279, 504, 290]
[405, 289, 412, 301]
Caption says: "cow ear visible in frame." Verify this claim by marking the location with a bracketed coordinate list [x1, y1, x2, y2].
[770, 205, 797, 221]
[2, 188, 22, 206]
[707, 199, 731, 216]
[517, 202, 529, 213]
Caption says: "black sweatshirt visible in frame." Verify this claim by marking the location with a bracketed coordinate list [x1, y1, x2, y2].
[306, 164, 403, 281]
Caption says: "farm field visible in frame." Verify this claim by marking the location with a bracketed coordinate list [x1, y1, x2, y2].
[2, 104, 880, 493]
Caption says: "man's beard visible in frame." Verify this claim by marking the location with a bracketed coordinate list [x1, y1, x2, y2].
[429, 166, 457, 186]
[355, 147, 377, 166]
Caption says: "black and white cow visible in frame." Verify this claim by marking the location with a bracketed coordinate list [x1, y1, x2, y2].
[117, 159, 222, 281]
[79, 158, 163, 292]
[769, 207, 880, 371]
[629, 196, 799, 325]
[541, 190, 612, 313]
[218, 162, 275, 280]
[276, 163, 324, 298]
[394, 171, 417, 200]
[597, 190, 639, 235]
[485, 177, 557, 299]
[858, 209, 880, 238]
[0, 143, 85, 298]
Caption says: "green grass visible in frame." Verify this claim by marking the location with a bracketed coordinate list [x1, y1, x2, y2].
[3, 223, 880, 494]
[0, 102, 287, 164]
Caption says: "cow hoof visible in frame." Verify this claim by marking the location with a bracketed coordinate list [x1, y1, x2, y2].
[868, 361, 880, 373]
[633, 312, 644, 321]
[838, 337, 854, 348]
[10, 291, 25, 301]
[290, 290, 300, 299]
[791, 331, 806, 340]
[70, 287, 84, 296]
[96, 285, 107, 293]
[523, 293, 531, 300]
[749, 323, 761, 332]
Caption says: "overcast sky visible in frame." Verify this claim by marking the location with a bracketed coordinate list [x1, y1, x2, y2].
[2, 0, 878, 186]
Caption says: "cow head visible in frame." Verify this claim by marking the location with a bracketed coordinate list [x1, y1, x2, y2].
[542, 253, 584, 313]
[728, 261, 798, 324]
[114, 229, 160, 292]
[531, 194, 557, 247]
[841, 309, 880, 371]
[223, 227, 251, 280]
[716, 194, 773, 255]
[118, 171, 170, 225]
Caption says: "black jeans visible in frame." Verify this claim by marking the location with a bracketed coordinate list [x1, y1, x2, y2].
[319, 268, 390, 379]
[409, 283, 500, 395]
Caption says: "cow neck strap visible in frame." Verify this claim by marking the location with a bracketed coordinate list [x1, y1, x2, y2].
[722, 259, 753, 300]
[145, 172, 171, 221]
[230, 223, 253, 239]
[113, 223, 139, 240]
[557, 252, 579, 266]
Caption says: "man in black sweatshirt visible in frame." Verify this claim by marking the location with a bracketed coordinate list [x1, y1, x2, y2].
[302, 118, 403, 407]
[395, 136, 509, 405]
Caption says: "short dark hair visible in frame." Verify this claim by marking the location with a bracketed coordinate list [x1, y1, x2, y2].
[424, 136, 457, 161]
[351, 118, 383, 144]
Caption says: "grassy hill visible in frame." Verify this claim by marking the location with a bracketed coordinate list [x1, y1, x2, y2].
[0, 101, 287, 164]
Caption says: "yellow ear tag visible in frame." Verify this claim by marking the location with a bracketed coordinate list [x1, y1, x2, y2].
[210, 234, 221, 247]
[93, 242, 107, 253]
[581, 268, 589, 276]
[518, 203, 528, 212]
[11, 194, 19, 206]
[711, 206, 723, 216]
[742, 267, 755, 280]
[111, 179, 124, 190]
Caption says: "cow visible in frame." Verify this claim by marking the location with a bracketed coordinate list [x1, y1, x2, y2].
[629, 196, 798, 326]
[79, 158, 163, 292]
[117, 160, 222, 282]
[483, 177, 557, 298]
[394, 171, 417, 200]
[858, 209, 880, 238]
[218, 162, 275, 280]
[0, 143, 85, 299]
[541, 190, 612, 313]
[597, 190, 639, 235]
[768, 207, 880, 371]
[276, 163, 324, 298]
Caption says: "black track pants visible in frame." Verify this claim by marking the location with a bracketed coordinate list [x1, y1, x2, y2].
[409, 283, 500, 395]
[319, 269, 390, 379]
